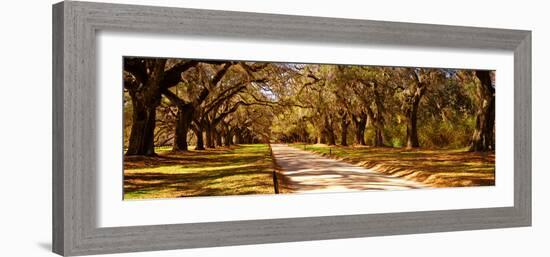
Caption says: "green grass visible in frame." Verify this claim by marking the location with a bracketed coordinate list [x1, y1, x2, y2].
[290, 143, 495, 187]
[124, 144, 277, 200]
[153, 145, 173, 153]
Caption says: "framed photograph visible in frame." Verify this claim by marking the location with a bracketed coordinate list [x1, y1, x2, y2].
[52, 1, 531, 256]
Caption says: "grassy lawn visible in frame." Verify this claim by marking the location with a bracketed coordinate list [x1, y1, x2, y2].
[124, 144, 278, 200]
[290, 143, 495, 188]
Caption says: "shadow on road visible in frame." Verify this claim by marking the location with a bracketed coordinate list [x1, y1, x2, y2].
[271, 144, 427, 193]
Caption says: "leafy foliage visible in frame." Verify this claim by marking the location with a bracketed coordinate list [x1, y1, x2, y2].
[122, 57, 495, 153]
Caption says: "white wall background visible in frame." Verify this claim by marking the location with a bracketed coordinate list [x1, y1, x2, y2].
[0, 0, 547, 256]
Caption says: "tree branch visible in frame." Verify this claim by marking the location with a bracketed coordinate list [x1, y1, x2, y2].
[203, 84, 247, 115]
[123, 58, 148, 85]
[195, 62, 234, 105]
[160, 61, 199, 90]
[162, 89, 188, 107]
[211, 63, 233, 86]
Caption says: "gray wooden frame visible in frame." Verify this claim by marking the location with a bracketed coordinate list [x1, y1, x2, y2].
[52, 1, 531, 256]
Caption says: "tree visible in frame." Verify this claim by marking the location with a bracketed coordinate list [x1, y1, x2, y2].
[124, 58, 494, 153]
[339, 111, 350, 146]
[342, 66, 388, 146]
[351, 112, 368, 145]
[123, 58, 166, 156]
[299, 66, 340, 145]
[395, 68, 445, 149]
[333, 68, 368, 145]
[190, 63, 269, 149]
[402, 68, 427, 148]
[162, 62, 233, 151]
[469, 70, 495, 151]
[123, 58, 200, 155]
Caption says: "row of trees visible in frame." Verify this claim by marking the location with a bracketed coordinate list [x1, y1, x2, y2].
[123, 58, 289, 156]
[123, 57, 495, 156]
[270, 65, 495, 151]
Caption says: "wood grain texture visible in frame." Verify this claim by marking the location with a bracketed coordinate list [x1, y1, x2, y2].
[52, 2, 65, 255]
[52, 1, 532, 256]
[514, 32, 532, 224]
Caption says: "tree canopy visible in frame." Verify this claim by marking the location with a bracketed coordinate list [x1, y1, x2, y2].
[123, 57, 495, 156]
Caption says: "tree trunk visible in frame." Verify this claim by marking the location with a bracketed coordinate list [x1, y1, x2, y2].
[402, 73, 428, 149]
[353, 116, 367, 146]
[319, 133, 327, 144]
[469, 70, 495, 152]
[366, 105, 386, 147]
[124, 59, 166, 156]
[172, 105, 193, 152]
[355, 122, 367, 145]
[242, 130, 251, 144]
[204, 123, 215, 148]
[234, 129, 242, 144]
[374, 127, 385, 147]
[355, 127, 366, 145]
[224, 128, 233, 146]
[215, 128, 223, 147]
[125, 100, 157, 156]
[325, 127, 336, 145]
[340, 117, 349, 146]
[405, 98, 420, 148]
[373, 85, 386, 147]
[322, 115, 337, 145]
[193, 126, 205, 150]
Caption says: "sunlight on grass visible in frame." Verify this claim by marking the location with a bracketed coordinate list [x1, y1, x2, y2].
[124, 144, 277, 200]
[291, 143, 495, 188]
[126, 163, 258, 174]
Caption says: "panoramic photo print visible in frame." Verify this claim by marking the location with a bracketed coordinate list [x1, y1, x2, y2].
[123, 57, 495, 200]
